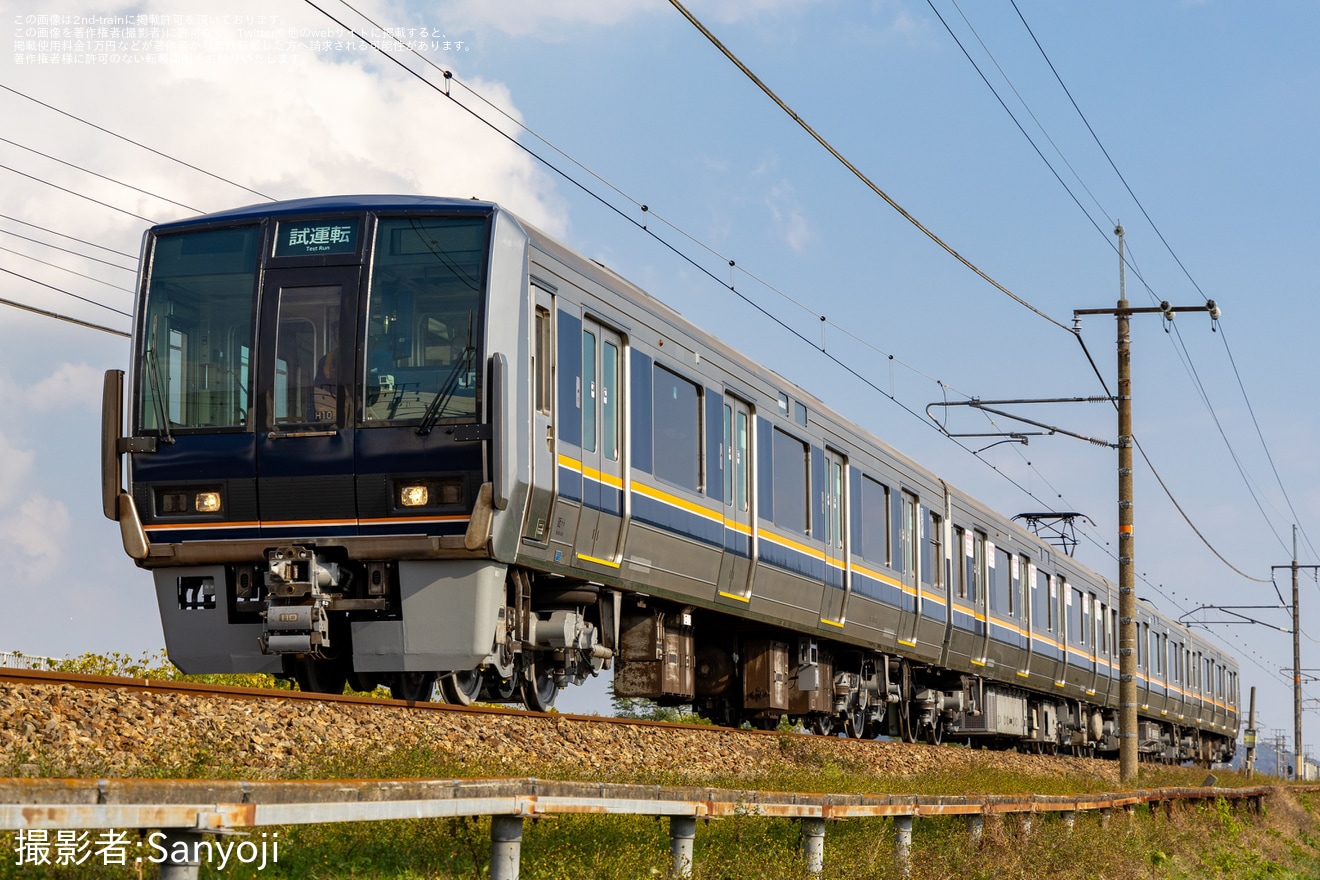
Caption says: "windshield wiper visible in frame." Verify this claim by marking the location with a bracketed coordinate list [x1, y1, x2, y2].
[145, 315, 174, 444]
[417, 344, 476, 435]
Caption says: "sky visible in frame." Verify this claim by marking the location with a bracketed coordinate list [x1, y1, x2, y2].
[2, 0, 1318, 759]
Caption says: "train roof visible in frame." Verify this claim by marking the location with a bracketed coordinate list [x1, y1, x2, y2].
[150, 195, 498, 233]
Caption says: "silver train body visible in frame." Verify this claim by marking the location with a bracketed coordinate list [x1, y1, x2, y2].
[101, 196, 1238, 762]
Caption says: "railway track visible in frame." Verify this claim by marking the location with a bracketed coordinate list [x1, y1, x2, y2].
[0, 666, 1138, 789]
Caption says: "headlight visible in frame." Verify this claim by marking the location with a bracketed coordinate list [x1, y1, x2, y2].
[399, 485, 429, 507]
[194, 492, 222, 513]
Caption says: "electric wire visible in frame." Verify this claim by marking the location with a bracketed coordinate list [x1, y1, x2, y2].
[0, 244, 135, 294]
[0, 225, 137, 273]
[0, 135, 201, 214]
[0, 212, 138, 260]
[0, 265, 131, 319]
[934, 0, 1297, 577]
[0, 293, 129, 337]
[665, 0, 1072, 334]
[1004, 0, 1312, 565]
[0, 82, 272, 202]
[306, 0, 1269, 598]
[0, 162, 155, 223]
[322, 0, 960, 399]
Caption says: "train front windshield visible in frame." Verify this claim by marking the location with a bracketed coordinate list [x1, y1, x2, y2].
[136, 214, 490, 434]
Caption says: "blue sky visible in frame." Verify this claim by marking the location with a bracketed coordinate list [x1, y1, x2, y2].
[2, 0, 1317, 753]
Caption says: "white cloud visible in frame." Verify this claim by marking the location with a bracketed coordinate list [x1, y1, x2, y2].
[23, 362, 104, 413]
[0, 496, 70, 580]
[0, 431, 35, 505]
[766, 182, 812, 253]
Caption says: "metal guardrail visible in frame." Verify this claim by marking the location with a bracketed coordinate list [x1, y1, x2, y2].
[0, 776, 1286, 879]
[0, 652, 54, 670]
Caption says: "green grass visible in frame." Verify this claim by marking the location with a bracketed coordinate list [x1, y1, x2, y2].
[3, 652, 1317, 877]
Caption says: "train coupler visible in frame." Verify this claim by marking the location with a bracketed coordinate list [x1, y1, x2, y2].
[259, 546, 338, 656]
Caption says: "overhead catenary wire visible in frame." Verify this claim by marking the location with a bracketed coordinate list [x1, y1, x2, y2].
[930, 0, 1291, 581]
[665, 0, 1072, 335]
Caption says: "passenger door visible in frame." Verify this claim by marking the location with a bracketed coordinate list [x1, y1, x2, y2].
[717, 395, 756, 603]
[897, 490, 921, 648]
[255, 266, 361, 535]
[818, 449, 849, 626]
[575, 319, 625, 566]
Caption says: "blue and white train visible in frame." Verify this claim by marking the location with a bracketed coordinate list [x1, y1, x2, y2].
[101, 195, 1238, 762]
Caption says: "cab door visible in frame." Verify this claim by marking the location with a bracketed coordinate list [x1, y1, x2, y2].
[255, 266, 361, 535]
[521, 286, 557, 545]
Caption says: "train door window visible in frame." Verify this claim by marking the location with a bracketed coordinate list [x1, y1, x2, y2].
[1078, 589, 1088, 646]
[1018, 555, 1030, 621]
[723, 404, 733, 504]
[602, 340, 619, 461]
[972, 530, 986, 604]
[928, 512, 944, 590]
[274, 287, 341, 425]
[1099, 602, 1110, 656]
[794, 400, 808, 426]
[1041, 572, 1054, 632]
[653, 365, 701, 492]
[772, 428, 808, 533]
[534, 306, 551, 415]
[582, 330, 597, 453]
[954, 526, 967, 598]
[830, 460, 845, 548]
[900, 491, 918, 577]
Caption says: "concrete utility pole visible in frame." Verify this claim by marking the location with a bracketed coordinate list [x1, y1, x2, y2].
[1074, 224, 1221, 784]
[1272, 526, 1318, 784]
[1244, 687, 1257, 778]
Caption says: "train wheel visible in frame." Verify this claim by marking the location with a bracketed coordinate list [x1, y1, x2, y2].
[389, 672, 437, 702]
[845, 706, 868, 738]
[441, 669, 483, 706]
[481, 670, 519, 702]
[812, 715, 835, 737]
[295, 657, 349, 695]
[520, 659, 558, 712]
[924, 719, 944, 746]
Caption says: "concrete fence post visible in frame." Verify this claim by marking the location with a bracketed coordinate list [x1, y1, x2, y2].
[894, 815, 914, 879]
[156, 830, 203, 880]
[801, 817, 826, 877]
[490, 816, 524, 880]
[967, 813, 984, 844]
[669, 816, 697, 879]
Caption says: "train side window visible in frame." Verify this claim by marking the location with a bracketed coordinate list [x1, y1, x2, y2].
[861, 476, 890, 564]
[653, 364, 701, 492]
[534, 306, 551, 415]
[772, 428, 809, 533]
[927, 511, 944, 590]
